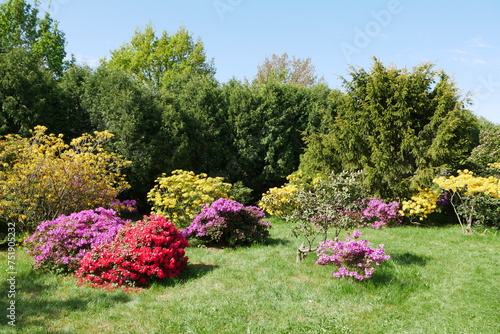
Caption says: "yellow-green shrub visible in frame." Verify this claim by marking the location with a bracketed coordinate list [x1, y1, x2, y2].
[147, 170, 232, 229]
[434, 169, 500, 234]
[258, 184, 298, 218]
[258, 170, 318, 218]
[0, 126, 131, 233]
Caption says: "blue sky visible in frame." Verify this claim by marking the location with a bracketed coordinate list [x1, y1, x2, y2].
[34, 0, 500, 123]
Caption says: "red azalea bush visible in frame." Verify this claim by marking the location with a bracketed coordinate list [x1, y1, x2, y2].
[76, 214, 188, 289]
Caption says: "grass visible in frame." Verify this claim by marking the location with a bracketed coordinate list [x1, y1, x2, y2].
[0, 218, 499, 333]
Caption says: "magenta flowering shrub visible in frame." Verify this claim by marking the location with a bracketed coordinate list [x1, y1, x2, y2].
[316, 231, 390, 280]
[24, 208, 128, 273]
[359, 198, 402, 229]
[182, 198, 271, 247]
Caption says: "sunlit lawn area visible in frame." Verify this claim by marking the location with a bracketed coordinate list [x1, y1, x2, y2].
[1, 218, 499, 333]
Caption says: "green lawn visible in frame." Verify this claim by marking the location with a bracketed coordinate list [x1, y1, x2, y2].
[1, 219, 499, 333]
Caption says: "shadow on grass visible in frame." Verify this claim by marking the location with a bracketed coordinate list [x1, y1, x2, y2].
[153, 263, 219, 287]
[265, 237, 293, 247]
[390, 252, 430, 266]
[0, 269, 132, 331]
[365, 252, 431, 289]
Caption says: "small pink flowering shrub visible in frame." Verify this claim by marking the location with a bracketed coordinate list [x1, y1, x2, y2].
[316, 231, 390, 280]
[24, 208, 128, 273]
[182, 198, 270, 247]
[359, 198, 402, 229]
[76, 214, 188, 289]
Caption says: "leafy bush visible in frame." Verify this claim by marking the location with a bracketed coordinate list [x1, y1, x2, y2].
[258, 184, 299, 218]
[434, 169, 500, 233]
[76, 214, 188, 289]
[316, 230, 390, 280]
[399, 188, 440, 222]
[358, 198, 402, 229]
[0, 126, 131, 234]
[147, 170, 232, 229]
[285, 171, 366, 254]
[24, 208, 128, 273]
[468, 128, 500, 167]
[182, 198, 270, 247]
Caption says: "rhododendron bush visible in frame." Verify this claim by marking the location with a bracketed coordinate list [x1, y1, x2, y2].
[359, 198, 401, 229]
[182, 198, 270, 247]
[77, 214, 188, 289]
[24, 208, 127, 273]
[316, 231, 390, 280]
[0, 126, 131, 233]
[147, 170, 232, 229]
[434, 169, 500, 233]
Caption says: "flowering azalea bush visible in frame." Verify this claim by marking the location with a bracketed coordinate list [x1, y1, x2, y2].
[359, 198, 402, 229]
[434, 169, 500, 233]
[76, 214, 188, 289]
[24, 208, 128, 273]
[147, 170, 232, 229]
[0, 126, 131, 233]
[316, 231, 390, 280]
[285, 171, 366, 256]
[399, 187, 440, 222]
[258, 184, 299, 218]
[182, 198, 270, 247]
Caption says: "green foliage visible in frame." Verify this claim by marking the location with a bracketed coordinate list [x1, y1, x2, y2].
[0, 0, 69, 76]
[0, 126, 131, 234]
[254, 52, 319, 87]
[0, 48, 69, 136]
[80, 65, 165, 204]
[221, 80, 326, 198]
[434, 169, 500, 233]
[468, 126, 500, 168]
[301, 58, 480, 198]
[104, 24, 214, 89]
[147, 170, 232, 229]
[285, 171, 367, 252]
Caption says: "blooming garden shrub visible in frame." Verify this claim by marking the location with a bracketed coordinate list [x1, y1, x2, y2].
[182, 198, 270, 247]
[399, 187, 440, 222]
[147, 170, 232, 229]
[434, 169, 500, 233]
[258, 184, 299, 218]
[24, 208, 127, 273]
[0, 126, 131, 234]
[76, 214, 188, 289]
[316, 230, 390, 280]
[359, 198, 402, 229]
[285, 171, 367, 258]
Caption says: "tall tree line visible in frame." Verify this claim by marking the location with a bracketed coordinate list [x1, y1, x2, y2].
[1, 0, 485, 208]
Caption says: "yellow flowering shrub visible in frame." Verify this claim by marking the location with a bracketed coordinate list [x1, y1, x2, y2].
[433, 169, 500, 234]
[399, 188, 440, 221]
[147, 170, 232, 229]
[258, 184, 299, 218]
[0, 126, 131, 233]
[433, 170, 500, 198]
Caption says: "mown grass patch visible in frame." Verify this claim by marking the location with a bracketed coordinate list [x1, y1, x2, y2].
[0, 219, 498, 333]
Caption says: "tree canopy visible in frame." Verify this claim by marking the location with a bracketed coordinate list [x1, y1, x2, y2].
[301, 58, 480, 198]
[255, 53, 320, 87]
[104, 24, 215, 89]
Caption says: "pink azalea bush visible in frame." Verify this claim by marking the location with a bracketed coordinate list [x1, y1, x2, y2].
[24, 208, 128, 273]
[359, 198, 401, 229]
[182, 198, 270, 247]
[316, 230, 390, 280]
